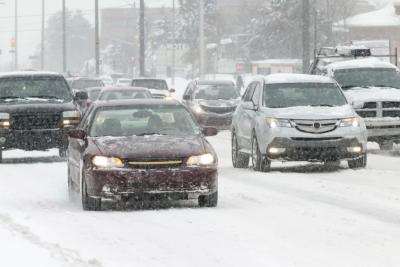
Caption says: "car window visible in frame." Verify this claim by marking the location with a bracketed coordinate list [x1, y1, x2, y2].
[0, 76, 73, 101]
[131, 79, 168, 90]
[99, 90, 151, 101]
[251, 83, 261, 105]
[89, 105, 200, 137]
[243, 82, 255, 102]
[333, 68, 400, 89]
[263, 83, 347, 108]
[193, 84, 239, 100]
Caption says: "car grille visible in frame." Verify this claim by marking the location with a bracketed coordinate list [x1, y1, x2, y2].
[355, 101, 400, 118]
[200, 105, 236, 114]
[292, 119, 339, 134]
[126, 159, 184, 169]
[11, 113, 62, 130]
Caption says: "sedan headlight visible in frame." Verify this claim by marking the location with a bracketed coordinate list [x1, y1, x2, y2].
[187, 153, 215, 166]
[62, 110, 81, 126]
[339, 117, 360, 127]
[266, 118, 292, 128]
[0, 113, 10, 128]
[92, 156, 124, 168]
[192, 104, 204, 114]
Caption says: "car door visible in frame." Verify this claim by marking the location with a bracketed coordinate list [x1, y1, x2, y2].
[242, 82, 261, 147]
[235, 82, 255, 150]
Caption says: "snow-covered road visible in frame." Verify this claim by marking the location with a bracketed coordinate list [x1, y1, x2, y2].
[1, 131, 400, 267]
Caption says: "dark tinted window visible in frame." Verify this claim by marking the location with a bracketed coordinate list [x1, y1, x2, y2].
[0, 76, 72, 101]
[263, 83, 347, 108]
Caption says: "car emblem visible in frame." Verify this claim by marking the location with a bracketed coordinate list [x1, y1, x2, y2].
[313, 122, 321, 129]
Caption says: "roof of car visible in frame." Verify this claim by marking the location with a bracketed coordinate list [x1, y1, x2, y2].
[196, 79, 235, 85]
[326, 58, 397, 71]
[131, 77, 167, 81]
[263, 73, 335, 84]
[67, 76, 103, 81]
[0, 71, 63, 78]
[93, 98, 181, 108]
[100, 86, 149, 92]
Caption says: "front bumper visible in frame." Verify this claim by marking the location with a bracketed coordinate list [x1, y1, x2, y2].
[84, 166, 218, 203]
[363, 118, 400, 142]
[0, 128, 69, 151]
[266, 137, 365, 162]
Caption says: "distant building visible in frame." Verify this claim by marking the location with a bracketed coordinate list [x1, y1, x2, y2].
[333, 2, 400, 57]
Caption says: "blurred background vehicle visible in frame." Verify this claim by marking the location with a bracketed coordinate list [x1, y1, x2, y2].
[131, 78, 175, 98]
[98, 87, 152, 101]
[115, 78, 132, 87]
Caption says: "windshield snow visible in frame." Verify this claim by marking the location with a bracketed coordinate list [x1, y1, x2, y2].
[263, 83, 347, 108]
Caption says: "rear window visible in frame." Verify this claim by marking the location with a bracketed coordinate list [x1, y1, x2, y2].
[99, 90, 151, 101]
[0, 76, 72, 101]
[131, 80, 168, 90]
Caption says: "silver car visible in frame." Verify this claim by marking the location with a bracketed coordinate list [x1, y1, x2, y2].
[231, 74, 368, 172]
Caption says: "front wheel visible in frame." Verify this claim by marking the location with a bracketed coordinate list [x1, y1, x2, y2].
[348, 153, 367, 169]
[251, 133, 271, 172]
[81, 174, 101, 211]
[0, 149, 2, 163]
[198, 191, 218, 207]
[232, 132, 249, 168]
[59, 147, 68, 159]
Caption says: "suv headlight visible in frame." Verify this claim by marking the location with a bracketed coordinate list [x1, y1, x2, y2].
[339, 117, 360, 127]
[266, 118, 292, 128]
[192, 104, 204, 114]
[62, 110, 81, 126]
[187, 153, 215, 166]
[92, 156, 124, 168]
[0, 113, 10, 128]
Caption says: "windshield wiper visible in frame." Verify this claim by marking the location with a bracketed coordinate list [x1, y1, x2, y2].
[26, 95, 63, 100]
[136, 132, 165, 136]
[372, 85, 400, 89]
[311, 104, 335, 107]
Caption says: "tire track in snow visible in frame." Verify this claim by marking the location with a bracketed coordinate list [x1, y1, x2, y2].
[0, 213, 102, 267]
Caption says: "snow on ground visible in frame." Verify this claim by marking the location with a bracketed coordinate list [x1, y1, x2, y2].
[1, 132, 400, 266]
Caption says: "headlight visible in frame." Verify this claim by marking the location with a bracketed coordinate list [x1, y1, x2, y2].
[340, 117, 360, 127]
[192, 104, 204, 114]
[0, 113, 10, 128]
[187, 153, 215, 166]
[266, 118, 292, 128]
[92, 156, 124, 168]
[63, 110, 81, 126]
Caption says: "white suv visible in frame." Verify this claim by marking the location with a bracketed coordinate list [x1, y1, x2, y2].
[231, 74, 368, 172]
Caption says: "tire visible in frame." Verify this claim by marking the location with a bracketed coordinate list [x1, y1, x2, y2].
[81, 173, 101, 211]
[348, 153, 367, 169]
[379, 141, 394, 151]
[231, 132, 249, 168]
[67, 163, 76, 201]
[198, 191, 218, 207]
[251, 133, 271, 172]
[0, 149, 2, 163]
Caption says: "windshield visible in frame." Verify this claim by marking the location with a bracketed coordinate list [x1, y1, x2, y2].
[333, 68, 400, 89]
[90, 106, 199, 137]
[0, 76, 73, 101]
[194, 84, 239, 100]
[87, 89, 101, 101]
[71, 80, 104, 90]
[98, 90, 151, 101]
[131, 79, 168, 90]
[263, 83, 347, 108]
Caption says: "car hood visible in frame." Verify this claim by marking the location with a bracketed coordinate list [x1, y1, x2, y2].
[91, 135, 207, 159]
[0, 100, 76, 113]
[268, 105, 355, 120]
[344, 87, 400, 107]
[195, 99, 240, 108]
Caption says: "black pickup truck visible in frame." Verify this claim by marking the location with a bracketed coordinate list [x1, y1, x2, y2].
[0, 71, 88, 162]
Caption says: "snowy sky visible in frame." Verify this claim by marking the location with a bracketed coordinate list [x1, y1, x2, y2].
[0, 0, 172, 68]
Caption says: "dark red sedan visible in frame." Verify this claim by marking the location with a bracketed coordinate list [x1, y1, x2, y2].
[67, 99, 218, 210]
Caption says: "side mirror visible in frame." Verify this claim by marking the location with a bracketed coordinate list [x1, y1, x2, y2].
[75, 91, 89, 101]
[169, 88, 176, 93]
[243, 101, 257, 111]
[183, 95, 191, 100]
[68, 129, 87, 140]
[202, 127, 218, 137]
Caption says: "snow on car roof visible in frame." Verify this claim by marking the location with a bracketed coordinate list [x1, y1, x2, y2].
[263, 73, 335, 84]
[93, 98, 181, 108]
[327, 58, 397, 71]
[0, 71, 63, 78]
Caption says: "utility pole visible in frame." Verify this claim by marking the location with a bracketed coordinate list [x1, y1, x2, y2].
[139, 0, 145, 77]
[41, 0, 45, 70]
[199, 0, 205, 78]
[95, 0, 100, 76]
[171, 0, 176, 86]
[14, 0, 18, 70]
[62, 0, 67, 73]
[302, 0, 310, 74]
